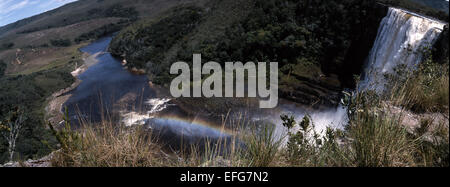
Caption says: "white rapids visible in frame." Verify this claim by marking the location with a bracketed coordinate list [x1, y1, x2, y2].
[121, 98, 172, 127]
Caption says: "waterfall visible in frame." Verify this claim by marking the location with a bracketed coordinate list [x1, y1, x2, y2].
[262, 7, 447, 143]
[359, 7, 446, 92]
[308, 7, 446, 134]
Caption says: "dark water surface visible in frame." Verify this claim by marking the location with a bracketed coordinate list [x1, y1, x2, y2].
[63, 37, 154, 124]
[62, 37, 232, 151]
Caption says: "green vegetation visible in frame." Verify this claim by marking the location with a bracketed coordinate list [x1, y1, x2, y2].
[240, 124, 283, 167]
[433, 25, 449, 65]
[1, 43, 14, 50]
[50, 39, 72, 47]
[74, 4, 140, 43]
[49, 38, 449, 166]
[48, 88, 448, 167]
[1, 0, 448, 167]
[15, 3, 138, 36]
[0, 60, 6, 77]
[280, 115, 349, 166]
[347, 105, 417, 166]
[0, 60, 76, 163]
[379, 0, 449, 21]
[48, 114, 170, 167]
[0, 107, 27, 162]
[110, 0, 388, 106]
[381, 46, 450, 113]
[410, 0, 449, 13]
[0, 0, 197, 164]
[110, 6, 204, 70]
[74, 20, 131, 43]
[104, 4, 139, 20]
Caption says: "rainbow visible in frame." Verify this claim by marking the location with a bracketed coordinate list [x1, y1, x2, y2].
[147, 115, 235, 137]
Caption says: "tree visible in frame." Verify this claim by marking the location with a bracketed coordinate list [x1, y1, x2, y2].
[0, 60, 6, 77]
[1, 42, 14, 49]
[0, 107, 26, 162]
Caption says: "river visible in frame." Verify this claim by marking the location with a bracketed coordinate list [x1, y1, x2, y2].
[62, 37, 236, 150]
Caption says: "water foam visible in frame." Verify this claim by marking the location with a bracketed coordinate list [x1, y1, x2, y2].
[121, 98, 172, 127]
[359, 7, 446, 92]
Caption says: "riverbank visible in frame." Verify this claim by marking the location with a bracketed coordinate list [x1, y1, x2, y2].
[45, 51, 101, 126]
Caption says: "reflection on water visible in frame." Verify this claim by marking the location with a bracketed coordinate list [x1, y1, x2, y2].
[63, 37, 153, 124]
[62, 37, 234, 150]
[63, 36, 348, 151]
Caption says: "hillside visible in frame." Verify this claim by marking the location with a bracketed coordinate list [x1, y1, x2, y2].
[110, 0, 389, 108]
[0, 0, 211, 75]
[411, 0, 449, 13]
[0, 0, 448, 167]
[0, 0, 208, 164]
[378, 0, 449, 21]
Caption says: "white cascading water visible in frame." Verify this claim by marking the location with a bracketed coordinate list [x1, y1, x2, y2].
[121, 98, 172, 126]
[274, 7, 447, 141]
[359, 7, 446, 92]
[122, 7, 447, 142]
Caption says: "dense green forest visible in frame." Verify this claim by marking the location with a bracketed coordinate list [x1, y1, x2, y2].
[110, 0, 389, 106]
[0, 60, 6, 77]
[110, 0, 448, 106]
[0, 0, 448, 164]
[0, 60, 76, 163]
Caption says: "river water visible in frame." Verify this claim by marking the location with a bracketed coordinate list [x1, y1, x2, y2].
[63, 37, 234, 150]
[61, 36, 353, 150]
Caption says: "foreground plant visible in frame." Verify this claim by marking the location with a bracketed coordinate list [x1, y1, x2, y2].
[0, 107, 26, 162]
[48, 111, 168, 167]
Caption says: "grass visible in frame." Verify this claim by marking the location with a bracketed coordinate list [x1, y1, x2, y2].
[47, 57, 449, 167]
[48, 111, 283, 167]
[14, 45, 84, 76]
[47, 95, 447, 167]
[4, 52, 446, 167]
[49, 117, 169, 167]
[348, 105, 417, 167]
[239, 124, 283, 167]
[390, 61, 449, 113]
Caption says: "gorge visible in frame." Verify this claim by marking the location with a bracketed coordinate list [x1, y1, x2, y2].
[59, 5, 447, 149]
[1, 0, 448, 166]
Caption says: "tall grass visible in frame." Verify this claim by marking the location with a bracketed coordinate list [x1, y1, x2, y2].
[240, 124, 283, 167]
[348, 107, 417, 167]
[46, 57, 448, 167]
[48, 85, 448, 167]
[48, 111, 285, 167]
[343, 58, 449, 167]
[390, 59, 449, 113]
[49, 118, 169, 167]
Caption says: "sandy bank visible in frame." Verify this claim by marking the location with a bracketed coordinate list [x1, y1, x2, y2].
[45, 52, 103, 126]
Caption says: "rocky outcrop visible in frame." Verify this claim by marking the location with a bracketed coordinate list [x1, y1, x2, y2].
[386, 104, 449, 136]
[0, 152, 55, 167]
[279, 74, 343, 108]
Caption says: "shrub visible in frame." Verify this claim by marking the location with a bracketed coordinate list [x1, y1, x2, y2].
[280, 114, 349, 167]
[0, 60, 6, 77]
[50, 39, 72, 47]
[348, 107, 417, 167]
[240, 124, 283, 167]
[49, 114, 167, 167]
[390, 53, 449, 113]
[2, 43, 14, 49]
